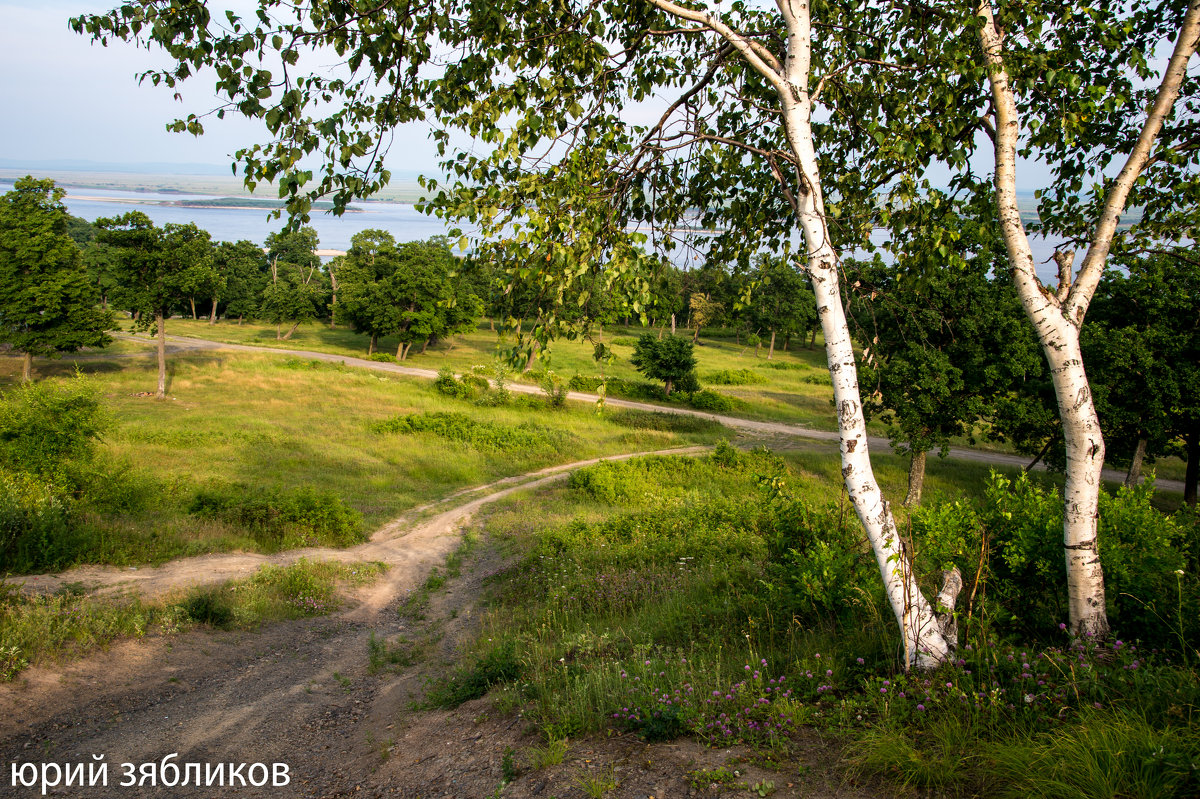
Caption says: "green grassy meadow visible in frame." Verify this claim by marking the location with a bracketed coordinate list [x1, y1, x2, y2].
[0, 343, 727, 570]
[157, 318, 846, 430]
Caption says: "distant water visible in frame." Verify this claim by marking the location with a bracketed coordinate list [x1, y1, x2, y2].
[2, 181, 1065, 281]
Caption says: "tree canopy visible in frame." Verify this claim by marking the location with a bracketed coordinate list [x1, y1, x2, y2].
[0, 177, 114, 380]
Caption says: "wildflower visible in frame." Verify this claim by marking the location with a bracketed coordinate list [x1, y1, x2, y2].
[916, 704, 926, 711]
[856, 657, 865, 665]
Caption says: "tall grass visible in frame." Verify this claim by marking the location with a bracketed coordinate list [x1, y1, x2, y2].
[447, 447, 1199, 796]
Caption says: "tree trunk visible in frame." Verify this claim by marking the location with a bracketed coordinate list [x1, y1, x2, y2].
[664, 378, 673, 396]
[489, 317, 495, 332]
[1185, 427, 1198, 507]
[523, 340, 540, 373]
[238, 315, 244, 325]
[670, 313, 676, 335]
[156, 312, 167, 400]
[190, 296, 197, 320]
[691, 325, 700, 344]
[21, 352, 32, 383]
[282, 321, 300, 340]
[808, 328, 817, 350]
[784, 334, 790, 352]
[1124, 437, 1148, 488]
[648, 0, 959, 668]
[904, 451, 927, 507]
[368, 334, 376, 356]
[772, 8, 952, 669]
[276, 324, 282, 340]
[421, 338, 429, 354]
[209, 297, 218, 325]
[767, 330, 776, 360]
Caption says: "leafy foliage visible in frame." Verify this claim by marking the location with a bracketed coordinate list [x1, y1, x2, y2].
[630, 335, 698, 396]
[0, 177, 114, 365]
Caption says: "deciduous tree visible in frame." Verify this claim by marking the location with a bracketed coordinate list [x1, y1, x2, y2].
[0, 177, 114, 381]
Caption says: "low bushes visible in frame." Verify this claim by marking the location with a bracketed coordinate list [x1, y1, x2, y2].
[375, 411, 577, 455]
[703, 368, 766, 386]
[187, 485, 365, 550]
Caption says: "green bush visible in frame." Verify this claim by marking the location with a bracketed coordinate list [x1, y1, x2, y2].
[375, 411, 576, 454]
[424, 640, 523, 708]
[704, 368, 766, 386]
[0, 470, 75, 572]
[187, 485, 365, 550]
[910, 472, 1198, 648]
[607, 409, 725, 436]
[568, 374, 604, 392]
[367, 352, 397, 363]
[688, 389, 733, 412]
[0, 377, 104, 484]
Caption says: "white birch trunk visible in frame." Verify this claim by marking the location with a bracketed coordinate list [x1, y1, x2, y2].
[648, 0, 957, 668]
[975, 0, 1200, 637]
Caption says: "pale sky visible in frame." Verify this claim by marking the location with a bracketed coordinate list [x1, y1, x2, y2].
[0, 1, 443, 174]
[0, 1, 1070, 189]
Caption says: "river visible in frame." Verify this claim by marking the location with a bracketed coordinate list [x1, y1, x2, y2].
[1, 180, 1066, 282]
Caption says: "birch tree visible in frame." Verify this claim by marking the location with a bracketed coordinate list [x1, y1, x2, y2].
[972, 0, 1200, 637]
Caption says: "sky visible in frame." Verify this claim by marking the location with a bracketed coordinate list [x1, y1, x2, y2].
[0, 1, 444, 176]
[0, 1, 1073, 189]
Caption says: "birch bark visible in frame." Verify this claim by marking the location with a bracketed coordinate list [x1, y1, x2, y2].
[975, 0, 1200, 636]
[647, 0, 957, 668]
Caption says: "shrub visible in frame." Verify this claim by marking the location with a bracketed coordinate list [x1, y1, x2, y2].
[0, 377, 104, 484]
[607, 409, 725, 436]
[375, 411, 576, 454]
[187, 485, 365, 550]
[689, 389, 733, 412]
[367, 352, 397, 363]
[568, 374, 604, 392]
[541, 372, 569, 409]
[630, 334, 698, 395]
[425, 640, 523, 708]
[704, 368, 766, 386]
[910, 472, 1198, 648]
[0, 471, 74, 572]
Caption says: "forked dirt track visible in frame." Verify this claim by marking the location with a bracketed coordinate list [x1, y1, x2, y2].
[2, 442, 872, 798]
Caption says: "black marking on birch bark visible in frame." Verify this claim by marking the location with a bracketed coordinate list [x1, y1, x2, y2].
[1064, 541, 1099, 551]
[838, 399, 858, 424]
[1071, 385, 1091, 411]
[846, 439, 857, 453]
[842, 464, 854, 478]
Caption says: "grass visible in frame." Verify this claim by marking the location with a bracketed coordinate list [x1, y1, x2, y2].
[0, 559, 385, 680]
[444, 445, 1199, 797]
[150, 318, 846, 430]
[0, 349, 726, 571]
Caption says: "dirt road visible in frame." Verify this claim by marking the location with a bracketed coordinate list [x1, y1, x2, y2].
[99, 333, 1186, 495]
[1, 444, 865, 798]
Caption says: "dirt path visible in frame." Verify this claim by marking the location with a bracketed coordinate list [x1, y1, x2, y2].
[0, 444, 871, 798]
[17, 447, 707, 601]
[98, 333, 1186, 495]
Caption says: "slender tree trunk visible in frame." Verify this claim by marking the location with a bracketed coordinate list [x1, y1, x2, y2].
[523, 340, 540, 373]
[904, 450, 927, 507]
[190, 297, 197, 320]
[692, 325, 700, 344]
[276, 324, 282, 340]
[21, 352, 32, 383]
[976, 0, 1200, 637]
[282, 321, 300, 340]
[767, 330, 776, 360]
[1124, 438, 1148, 488]
[771, 5, 952, 669]
[664, 378, 673, 396]
[648, 0, 958, 668]
[209, 297, 218, 324]
[238, 315, 244, 325]
[489, 317, 495, 332]
[808, 328, 817, 350]
[368, 334, 376, 356]
[156, 312, 167, 400]
[670, 313, 676, 335]
[784, 333, 790, 352]
[1185, 427, 1198, 507]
